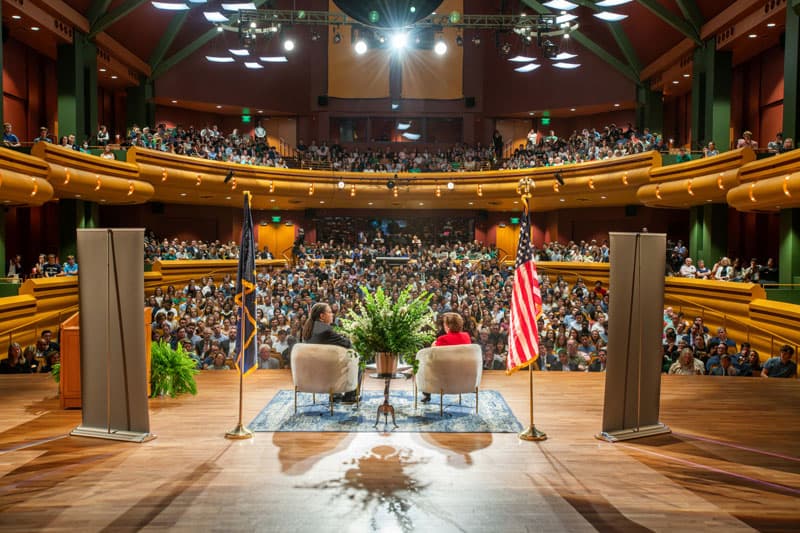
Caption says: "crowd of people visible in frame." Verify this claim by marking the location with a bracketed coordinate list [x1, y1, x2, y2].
[666, 241, 778, 284]
[6, 253, 78, 279]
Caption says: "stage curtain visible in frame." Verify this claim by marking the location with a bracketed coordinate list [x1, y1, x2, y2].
[327, 1, 390, 99]
[401, 0, 463, 100]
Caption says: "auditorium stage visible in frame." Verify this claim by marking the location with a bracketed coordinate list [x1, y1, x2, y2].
[0, 372, 798, 532]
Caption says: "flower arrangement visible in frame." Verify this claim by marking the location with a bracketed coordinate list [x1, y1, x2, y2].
[338, 285, 436, 368]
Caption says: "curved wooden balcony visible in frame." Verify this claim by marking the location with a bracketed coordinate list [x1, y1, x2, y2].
[127, 147, 657, 212]
[638, 148, 756, 208]
[727, 149, 800, 212]
[31, 142, 154, 204]
[0, 147, 55, 205]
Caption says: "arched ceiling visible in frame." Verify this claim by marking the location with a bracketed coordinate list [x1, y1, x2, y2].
[2, 1, 781, 111]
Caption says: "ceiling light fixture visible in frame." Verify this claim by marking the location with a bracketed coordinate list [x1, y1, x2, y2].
[244, 62, 263, 69]
[152, 2, 190, 10]
[553, 52, 577, 60]
[552, 62, 580, 69]
[11, 14, 21, 20]
[31, 26, 40, 31]
[354, 39, 368, 55]
[543, 0, 578, 10]
[203, 11, 228, 22]
[283, 38, 295, 51]
[596, 0, 633, 6]
[515, 63, 541, 73]
[434, 39, 447, 55]
[259, 56, 288, 62]
[472, 34, 481, 46]
[229, 48, 250, 56]
[391, 32, 408, 50]
[206, 56, 235, 62]
[221, 2, 256, 10]
[509, 55, 536, 62]
[593, 11, 628, 22]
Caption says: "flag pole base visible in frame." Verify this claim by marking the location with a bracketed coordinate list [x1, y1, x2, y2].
[519, 424, 547, 441]
[595, 423, 670, 443]
[225, 423, 254, 440]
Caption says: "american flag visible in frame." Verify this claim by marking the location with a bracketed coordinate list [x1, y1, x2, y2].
[507, 210, 543, 373]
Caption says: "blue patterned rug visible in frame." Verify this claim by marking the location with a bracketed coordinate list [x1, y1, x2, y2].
[248, 390, 523, 433]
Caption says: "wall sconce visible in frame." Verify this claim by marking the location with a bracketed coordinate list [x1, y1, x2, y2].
[686, 179, 694, 196]
[308, 183, 314, 196]
[588, 178, 595, 190]
[95, 176, 102, 191]
[477, 184, 483, 197]
[196, 174, 202, 186]
[435, 184, 441, 197]
[161, 168, 168, 181]
[655, 184, 662, 200]
[717, 173, 725, 189]
[31, 178, 38, 197]
[64, 168, 71, 185]
[269, 180, 275, 193]
[749, 182, 757, 202]
[784, 175, 791, 197]
[350, 184, 356, 197]
[128, 181, 135, 196]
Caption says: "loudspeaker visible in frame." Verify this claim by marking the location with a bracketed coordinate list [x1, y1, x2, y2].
[465, 96, 476, 108]
[317, 95, 329, 106]
[151, 202, 165, 214]
[304, 208, 317, 219]
[625, 205, 638, 217]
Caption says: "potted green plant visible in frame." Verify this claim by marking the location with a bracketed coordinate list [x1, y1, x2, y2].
[338, 285, 436, 374]
[150, 340, 199, 398]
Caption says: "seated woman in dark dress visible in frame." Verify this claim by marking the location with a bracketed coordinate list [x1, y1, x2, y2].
[422, 312, 472, 403]
[301, 302, 357, 400]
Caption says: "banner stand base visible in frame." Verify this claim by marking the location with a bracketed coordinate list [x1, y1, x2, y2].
[595, 423, 671, 443]
[71, 426, 157, 443]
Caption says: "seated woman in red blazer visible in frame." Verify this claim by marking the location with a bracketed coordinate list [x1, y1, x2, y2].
[422, 312, 472, 403]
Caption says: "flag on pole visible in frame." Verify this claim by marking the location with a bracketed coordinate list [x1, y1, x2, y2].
[507, 209, 543, 373]
[235, 191, 258, 376]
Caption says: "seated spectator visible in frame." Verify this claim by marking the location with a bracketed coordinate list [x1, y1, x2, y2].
[100, 145, 116, 160]
[588, 349, 607, 372]
[759, 258, 778, 283]
[63, 255, 79, 276]
[97, 125, 110, 146]
[761, 345, 797, 378]
[702, 141, 719, 157]
[205, 352, 230, 370]
[679, 257, 697, 278]
[709, 354, 738, 376]
[550, 350, 579, 371]
[695, 259, 712, 280]
[714, 257, 733, 281]
[34, 126, 51, 143]
[709, 327, 737, 354]
[257, 345, 280, 369]
[736, 130, 757, 150]
[782, 137, 794, 153]
[3, 123, 21, 147]
[705, 342, 732, 373]
[738, 348, 761, 377]
[767, 132, 783, 153]
[675, 147, 692, 162]
[0, 343, 24, 374]
[668, 347, 705, 375]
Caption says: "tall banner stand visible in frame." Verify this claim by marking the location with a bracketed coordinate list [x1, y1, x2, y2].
[596, 232, 671, 442]
[71, 229, 155, 443]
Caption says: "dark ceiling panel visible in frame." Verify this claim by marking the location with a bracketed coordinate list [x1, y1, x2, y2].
[106, 4, 174, 62]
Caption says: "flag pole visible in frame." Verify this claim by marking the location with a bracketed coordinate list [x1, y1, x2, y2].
[516, 180, 547, 442]
[226, 191, 254, 440]
[519, 361, 547, 441]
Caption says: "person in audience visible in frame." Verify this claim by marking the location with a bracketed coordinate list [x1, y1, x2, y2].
[737, 130, 758, 150]
[709, 354, 738, 376]
[695, 259, 712, 280]
[767, 132, 784, 153]
[63, 255, 79, 276]
[679, 257, 697, 278]
[97, 125, 110, 146]
[550, 350, 578, 371]
[703, 141, 718, 157]
[738, 348, 761, 377]
[714, 257, 733, 281]
[100, 145, 116, 160]
[588, 348, 607, 372]
[761, 345, 797, 378]
[669, 347, 705, 375]
[33, 126, 51, 143]
[205, 352, 230, 370]
[257, 345, 280, 369]
[0, 343, 24, 373]
[3, 123, 21, 147]
[42, 254, 62, 277]
[709, 327, 737, 354]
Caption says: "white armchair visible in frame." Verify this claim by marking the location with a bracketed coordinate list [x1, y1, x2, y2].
[290, 343, 360, 415]
[415, 344, 483, 416]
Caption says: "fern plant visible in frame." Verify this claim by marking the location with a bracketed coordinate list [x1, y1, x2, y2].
[338, 285, 436, 368]
[51, 363, 61, 384]
[150, 340, 198, 398]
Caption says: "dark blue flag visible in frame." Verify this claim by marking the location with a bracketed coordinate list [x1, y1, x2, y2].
[235, 191, 257, 376]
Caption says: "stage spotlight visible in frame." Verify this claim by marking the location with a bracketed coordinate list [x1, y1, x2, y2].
[447, 181, 455, 190]
[354, 39, 368, 55]
[333, 30, 342, 44]
[456, 34, 463, 46]
[472, 34, 481, 46]
[337, 179, 345, 189]
[224, 170, 234, 183]
[391, 31, 408, 50]
[501, 42, 511, 56]
[387, 179, 396, 189]
[555, 172, 565, 186]
[434, 39, 447, 55]
[311, 30, 320, 41]
[283, 38, 295, 51]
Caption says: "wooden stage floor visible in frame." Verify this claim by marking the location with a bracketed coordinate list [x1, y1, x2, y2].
[0, 371, 798, 532]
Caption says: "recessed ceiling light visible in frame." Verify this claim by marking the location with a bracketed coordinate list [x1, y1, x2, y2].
[11, 15, 21, 20]
[553, 52, 578, 61]
[259, 56, 289, 62]
[672, 80, 679, 85]
[244, 62, 264, 69]
[559, 198, 565, 202]
[171, 99, 178, 103]
[226, 196, 232, 200]
[748, 34, 757, 38]
[368, 202, 373, 205]
[319, 200, 325, 204]
[529, 112, 535, 116]
[206, 56, 235, 63]
[180, 192, 187, 197]
[419, 202, 424, 206]
[258, 110, 263, 113]
[221, 2, 256, 10]
[570, 108, 576, 111]
[152, 2, 191, 10]
[111, 75, 118, 79]
[468, 202, 474, 205]
[31, 26, 40, 31]
[767, 22, 776, 28]
[600, 195, 607, 199]
[229, 49, 250, 56]
[552, 62, 581, 69]
[270, 199, 275, 202]
[613, 103, 620, 107]
[682, 73, 690, 78]
[99, 68, 107, 72]
[216, 105, 222, 109]
[203, 11, 228, 22]
[513, 200, 519, 204]
[543, 0, 578, 10]
[509, 55, 537, 62]
[596, 0, 632, 6]
[75, 194, 81, 198]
